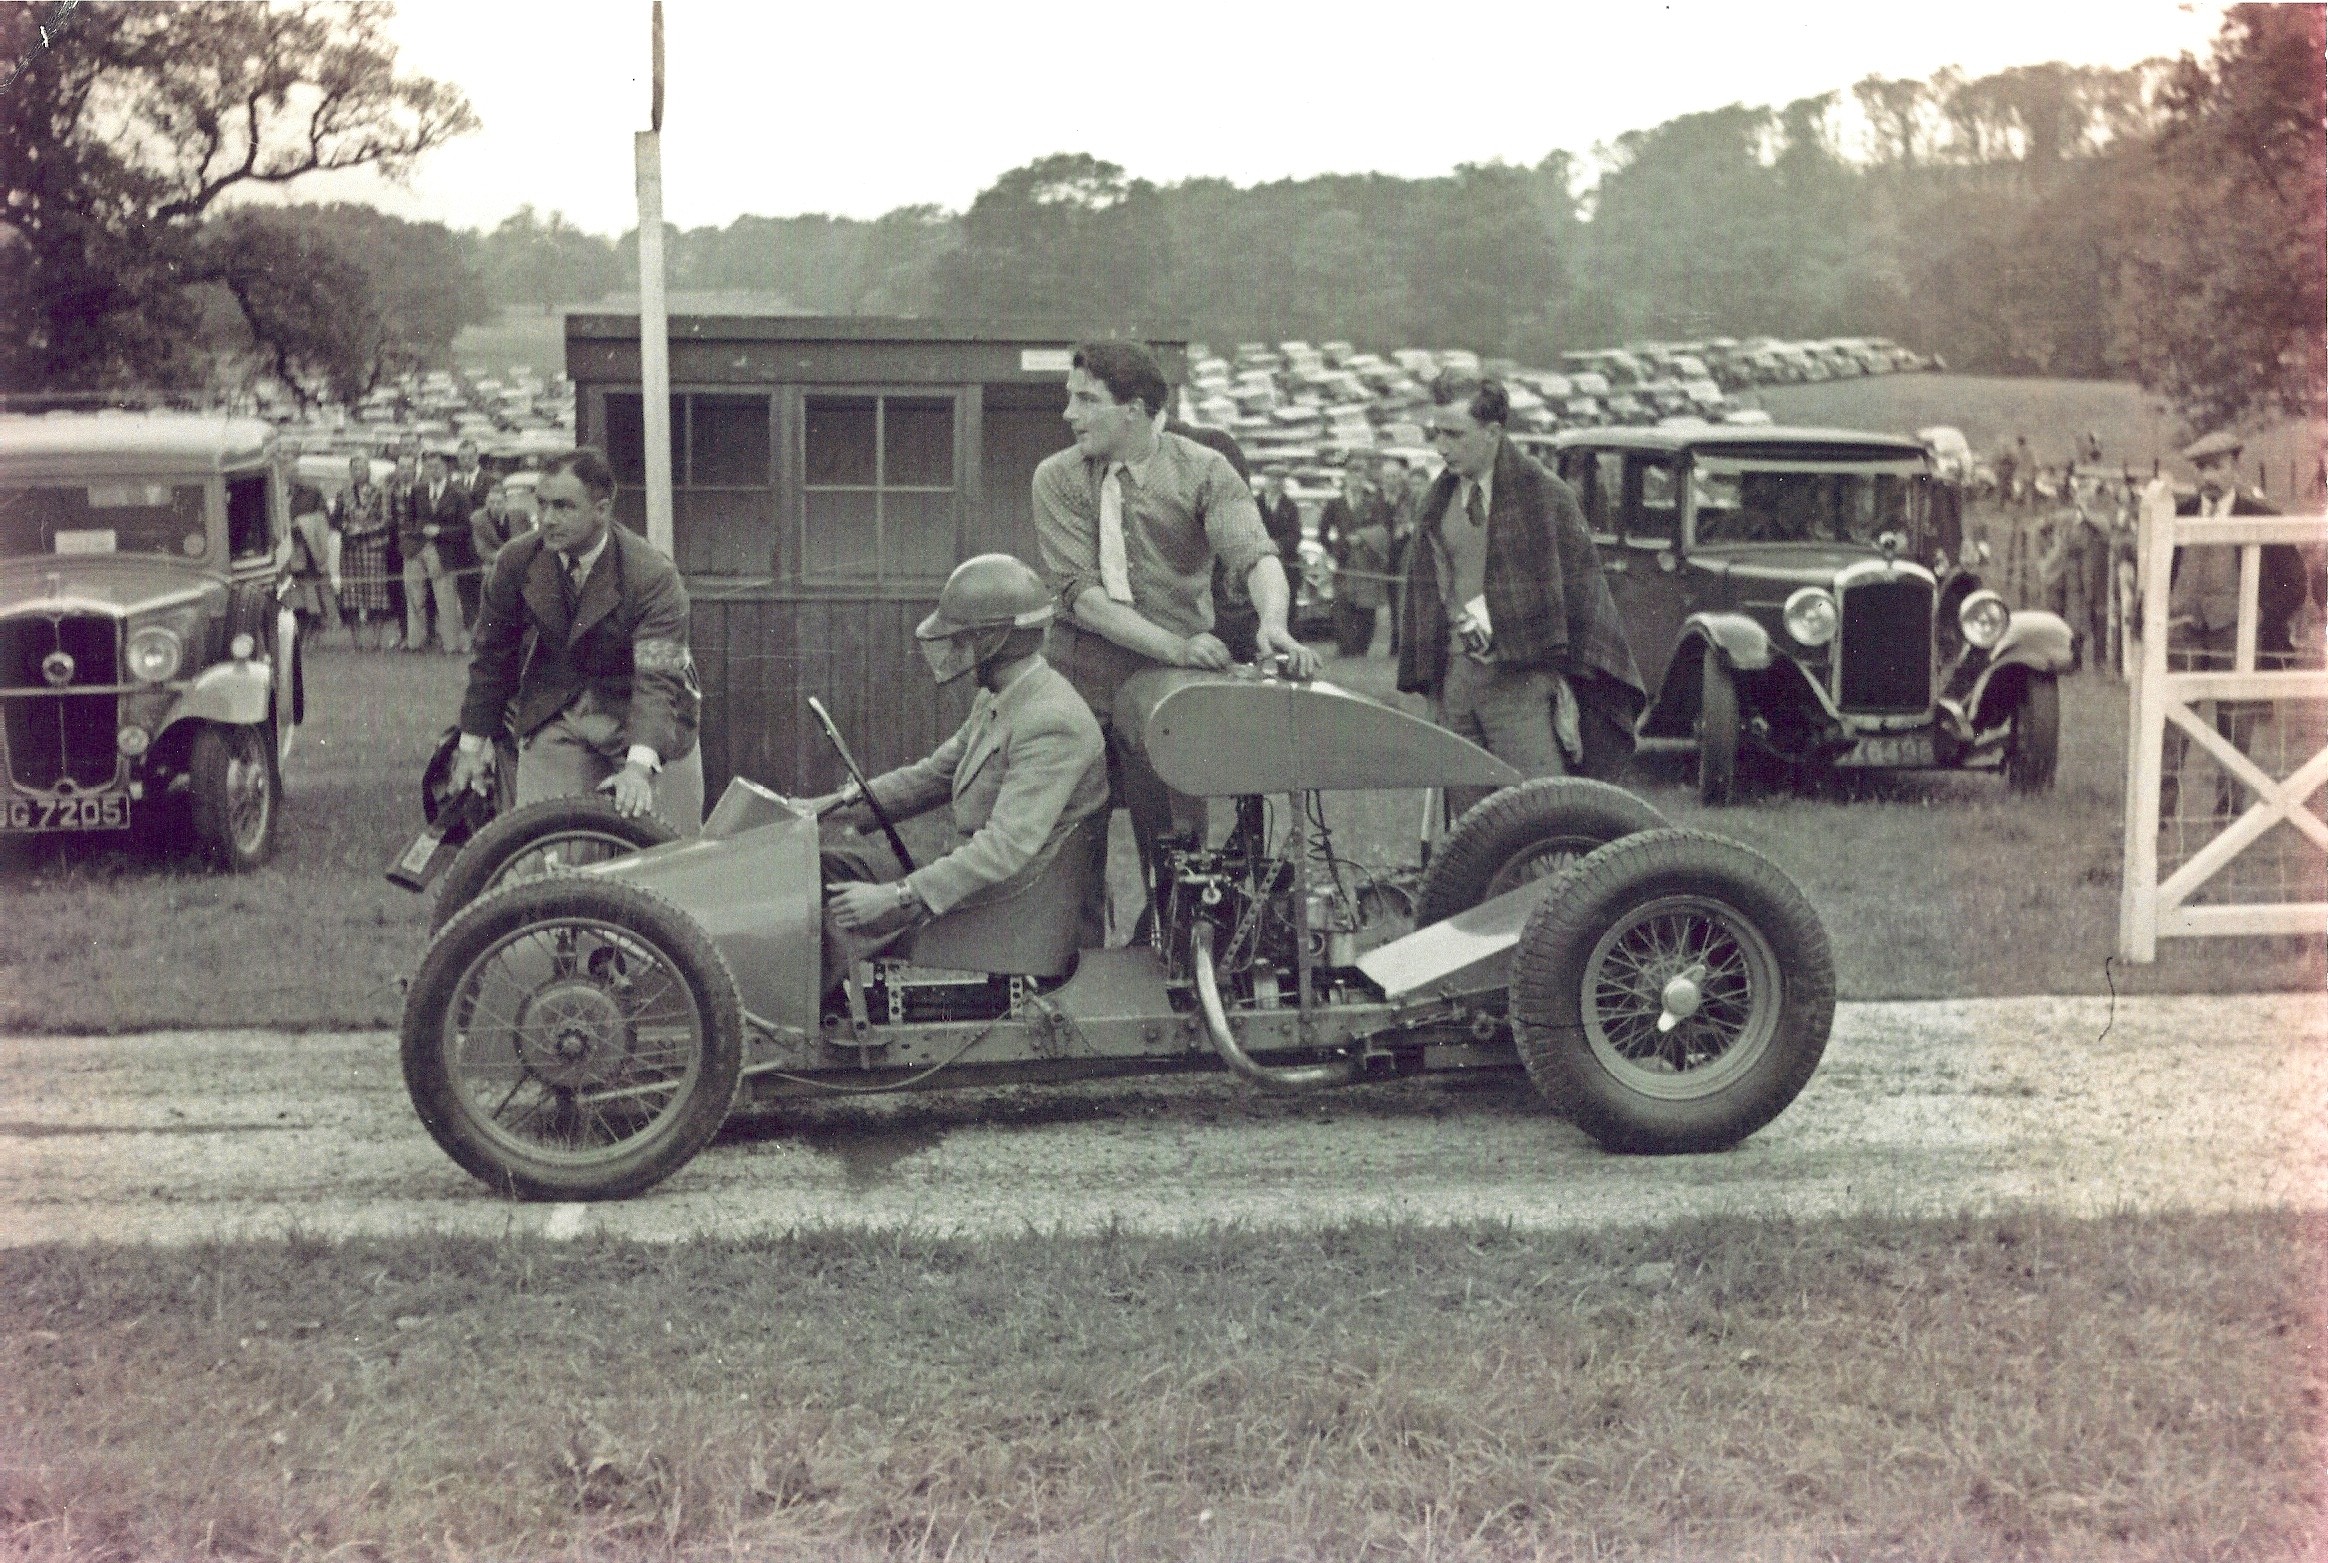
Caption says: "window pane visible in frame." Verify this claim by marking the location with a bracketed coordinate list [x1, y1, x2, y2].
[605, 393, 645, 486]
[602, 393, 679, 487]
[884, 397, 955, 488]
[689, 394, 771, 487]
[806, 396, 877, 486]
[803, 488, 879, 579]
[883, 489, 957, 580]
[226, 474, 272, 558]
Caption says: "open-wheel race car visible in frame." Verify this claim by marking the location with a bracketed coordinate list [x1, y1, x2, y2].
[400, 669, 1837, 1200]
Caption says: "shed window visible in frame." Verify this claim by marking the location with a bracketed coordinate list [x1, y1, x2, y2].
[802, 393, 957, 582]
[605, 392, 773, 489]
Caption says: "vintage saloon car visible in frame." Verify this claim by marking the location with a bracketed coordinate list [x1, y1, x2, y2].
[1545, 426, 2071, 803]
[0, 412, 302, 867]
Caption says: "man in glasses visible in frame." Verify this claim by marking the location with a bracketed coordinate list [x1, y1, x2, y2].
[1397, 376, 1643, 814]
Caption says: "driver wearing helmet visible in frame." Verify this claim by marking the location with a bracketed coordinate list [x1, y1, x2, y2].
[812, 554, 1111, 962]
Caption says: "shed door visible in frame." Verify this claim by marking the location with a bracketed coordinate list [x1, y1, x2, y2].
[977, 383, 1070, 565]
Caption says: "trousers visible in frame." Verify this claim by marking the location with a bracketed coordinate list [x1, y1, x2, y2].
[1435, 656, 1567, 819]
[401, 543, 469, 653]
[514, 706, 705, 836]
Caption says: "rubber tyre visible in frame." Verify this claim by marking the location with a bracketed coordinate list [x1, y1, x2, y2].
[402, 876, 743, 1200]
[430, 795, 679, 934]
[2005, 672, 2059, 793]
[1509, 828, 1834, 1153]
[1696, 654, 1741, 806]
[1415, 776, 1667, 927]
[188, 723, 279, 872]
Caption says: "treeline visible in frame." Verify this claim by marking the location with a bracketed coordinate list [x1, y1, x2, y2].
[443, 14, 2321, 431]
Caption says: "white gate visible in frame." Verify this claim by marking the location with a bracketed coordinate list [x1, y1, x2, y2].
[2119, 486, 2328, 960]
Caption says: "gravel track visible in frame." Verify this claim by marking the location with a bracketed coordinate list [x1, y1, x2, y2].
[0, 993, 2319, 1247]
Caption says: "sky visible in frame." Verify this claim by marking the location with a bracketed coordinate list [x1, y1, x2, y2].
[310, 0, 2235, 237]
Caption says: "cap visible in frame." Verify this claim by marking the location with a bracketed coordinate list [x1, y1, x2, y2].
[2181, 429, 2245, 466]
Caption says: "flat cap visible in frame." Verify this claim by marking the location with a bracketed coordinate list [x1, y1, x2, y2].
[2181, 429, 2245, 464]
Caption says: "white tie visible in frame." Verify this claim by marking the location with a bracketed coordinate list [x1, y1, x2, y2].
[1098, 465, 1135, 604]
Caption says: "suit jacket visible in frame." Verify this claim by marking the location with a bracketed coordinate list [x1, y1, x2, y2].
[2171, 488, 2301, 643]
[401, 477, 471, 554]
[459, 527, 698, 763]
[863, 659, 1109, 917]
[1397, 438, 1645, 727]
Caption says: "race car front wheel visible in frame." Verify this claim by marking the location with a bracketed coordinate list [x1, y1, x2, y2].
[1509, 829, 1833, 1153]
[403, 877, 743, 1200]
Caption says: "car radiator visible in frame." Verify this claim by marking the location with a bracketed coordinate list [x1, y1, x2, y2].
[1834, 576, 1933, 714]
[0, 615, 121, 791]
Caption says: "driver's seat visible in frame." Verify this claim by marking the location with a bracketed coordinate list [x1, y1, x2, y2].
[901, 812, 1109, 977]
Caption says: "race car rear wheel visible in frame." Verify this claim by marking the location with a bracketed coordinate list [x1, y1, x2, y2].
[403, 877, 742, 1200]
[430, 795, 679, 933]
[1414, 776, 1666, 926]
[1509, 829, 1833, 1153]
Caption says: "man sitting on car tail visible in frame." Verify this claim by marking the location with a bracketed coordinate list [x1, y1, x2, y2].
[809, 554, 1111, 980]
[1398, 375, 1645, 815]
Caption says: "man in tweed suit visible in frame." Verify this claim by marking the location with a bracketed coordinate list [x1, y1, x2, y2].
[1398, 376, 1645, 812]
[446, 447, 703, 833]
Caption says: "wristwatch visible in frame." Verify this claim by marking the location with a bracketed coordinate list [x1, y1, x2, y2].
[894, 881, 923, 915]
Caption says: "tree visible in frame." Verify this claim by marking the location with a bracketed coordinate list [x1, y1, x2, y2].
[0, 1, 475, 392]
[472, 205, 626, 314]
[2117, 3, 2327, 430]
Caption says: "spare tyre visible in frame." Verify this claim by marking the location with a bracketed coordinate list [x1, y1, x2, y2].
[430, 795, 680, 934]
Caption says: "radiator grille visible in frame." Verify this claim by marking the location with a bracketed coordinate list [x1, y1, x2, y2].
[0, 616, 121, 791]
[1835, 577, 1933, 714]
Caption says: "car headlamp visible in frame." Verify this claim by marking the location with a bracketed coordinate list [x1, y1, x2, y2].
[1958, 590, 2010, 651]
[126, 626, 184, 683]
[1782, 587, 1838, 648]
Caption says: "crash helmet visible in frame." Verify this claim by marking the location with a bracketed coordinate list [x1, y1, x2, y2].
[915, 553, 1054, 684]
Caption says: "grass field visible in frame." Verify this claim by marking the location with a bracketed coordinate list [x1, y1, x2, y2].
[1, 1209, 2318, 1562]
[452, 307, 569, 381]
[0, 636, 2318, 1034]
[1756, 374, 2326, 507]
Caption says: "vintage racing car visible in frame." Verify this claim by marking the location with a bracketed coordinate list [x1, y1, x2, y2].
[400, 669, 1836, 1199]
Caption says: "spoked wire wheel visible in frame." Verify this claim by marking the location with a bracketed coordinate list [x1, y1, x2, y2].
[1510, 829, 1833, 1153]
[404, 879, 741, 1199]
[1578, 893, 1780, 1101]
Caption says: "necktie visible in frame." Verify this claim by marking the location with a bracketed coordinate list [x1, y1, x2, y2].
[1465, 482, 1486, 528]
[1098, 465, 1135, 604]
[563, 553, 587, 606]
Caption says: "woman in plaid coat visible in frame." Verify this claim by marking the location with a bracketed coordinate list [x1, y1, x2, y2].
[331, 456, 396, 650]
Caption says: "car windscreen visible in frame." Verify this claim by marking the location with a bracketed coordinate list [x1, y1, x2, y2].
[0, 482, 210, 560]
[1689, 459, 1928, 546]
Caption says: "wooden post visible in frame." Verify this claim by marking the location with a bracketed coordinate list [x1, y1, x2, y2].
[2119, 478, 2177, 961]
[635, 1, 674, 559]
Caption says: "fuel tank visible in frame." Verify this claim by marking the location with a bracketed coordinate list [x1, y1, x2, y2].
[1115, 667, 1522, 797]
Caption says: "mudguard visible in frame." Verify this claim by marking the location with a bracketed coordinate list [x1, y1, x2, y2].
[157, 659, 273, 730]
[594, 779, 825, 1041]
[1687, 611, 1777, 673]
[1965, 610, 2075, 726]
[1640, 615, 1775, 738]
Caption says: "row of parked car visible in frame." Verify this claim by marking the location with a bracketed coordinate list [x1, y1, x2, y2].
[262, 364, 577, 471]
[1179, 335, 1940, 485]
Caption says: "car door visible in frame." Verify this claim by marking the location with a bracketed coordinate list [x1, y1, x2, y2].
[1562, 447, 1675, 697]
[1613, 452, 1694, 697]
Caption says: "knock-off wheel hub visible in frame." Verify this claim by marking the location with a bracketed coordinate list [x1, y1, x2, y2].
[515, 981, 631, 1089]
[1656, 966, 1707, 1033]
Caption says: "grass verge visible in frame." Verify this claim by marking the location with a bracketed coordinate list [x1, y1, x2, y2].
[1, 1209, 2318, 1562]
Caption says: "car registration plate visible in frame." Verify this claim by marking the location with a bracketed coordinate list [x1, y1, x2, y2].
[2, 793, 131, 832]
[1844, 732, 1936, 768]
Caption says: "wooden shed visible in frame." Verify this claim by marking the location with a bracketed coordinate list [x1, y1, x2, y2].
[564, 315, 1185, 794]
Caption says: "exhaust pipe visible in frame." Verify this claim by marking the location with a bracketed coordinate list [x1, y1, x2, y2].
[1190, 922, 1355, 1091]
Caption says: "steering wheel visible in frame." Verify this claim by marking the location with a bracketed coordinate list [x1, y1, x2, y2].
[805, 696, 915, 871]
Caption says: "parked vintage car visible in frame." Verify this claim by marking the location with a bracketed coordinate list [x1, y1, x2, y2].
[401, 672, 1838, 1200]
[1543, 425, 2071, 803]
[0, 412, 303, 867]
